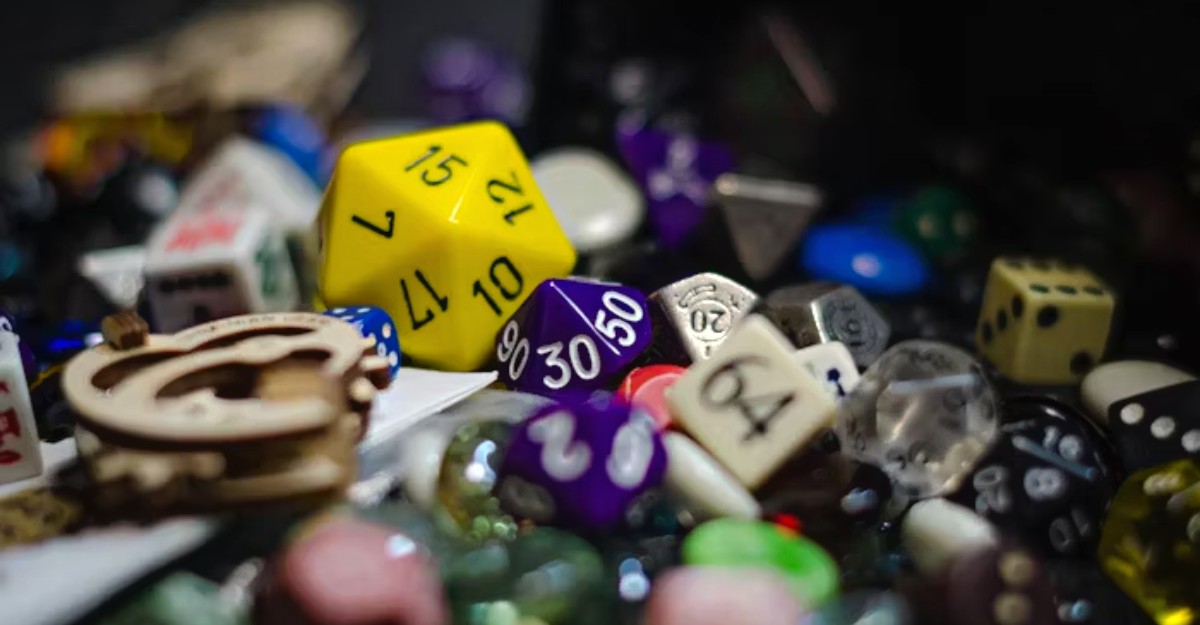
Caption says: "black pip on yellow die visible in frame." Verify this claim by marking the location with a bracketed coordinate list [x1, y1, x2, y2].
[975, 258, 1115, 384]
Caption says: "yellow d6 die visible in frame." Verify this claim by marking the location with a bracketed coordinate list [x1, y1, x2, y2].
[975, 257, 1115, 384]
[318, 121, 577, 371]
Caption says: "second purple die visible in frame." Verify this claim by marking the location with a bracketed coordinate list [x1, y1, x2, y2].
[495, 278, 651, 398]
[616, 117, 734, 248]
[502, 393, 667, 531]
[323, 305, 402, 380]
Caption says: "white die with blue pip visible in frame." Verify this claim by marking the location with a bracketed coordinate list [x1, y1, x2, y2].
[794, 341, 861, 401]
[324, 306, 402, 379]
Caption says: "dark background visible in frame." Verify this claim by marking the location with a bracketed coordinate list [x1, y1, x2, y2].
[2, 1, 1197, 166]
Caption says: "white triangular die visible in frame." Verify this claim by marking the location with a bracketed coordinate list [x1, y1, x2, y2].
[177, 136, 321, 234]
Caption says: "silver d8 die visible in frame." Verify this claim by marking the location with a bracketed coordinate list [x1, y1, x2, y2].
[762, 282, 890, 368]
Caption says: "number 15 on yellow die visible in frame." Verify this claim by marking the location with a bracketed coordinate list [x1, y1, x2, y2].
[318, 121, 576, 371]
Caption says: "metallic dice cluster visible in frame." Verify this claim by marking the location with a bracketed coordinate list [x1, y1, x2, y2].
[70, 120, 1196, 625]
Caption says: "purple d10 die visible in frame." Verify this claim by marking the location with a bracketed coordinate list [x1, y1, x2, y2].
[616, 116, 734, 248]
[421, 37, 530, 126]
[495, 278, 651, 398]
[502, 393, 667, 530]
[323, 305, 402, 380]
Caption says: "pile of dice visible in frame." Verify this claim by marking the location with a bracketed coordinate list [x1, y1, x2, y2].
[0, 29, 1197, 625]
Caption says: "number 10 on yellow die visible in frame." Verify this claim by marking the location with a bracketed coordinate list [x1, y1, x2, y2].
[318, 121, 576, 371]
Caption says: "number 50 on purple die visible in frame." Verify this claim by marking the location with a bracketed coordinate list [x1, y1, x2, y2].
[502, 394, 666, 530]
[495, 278, 651, 398]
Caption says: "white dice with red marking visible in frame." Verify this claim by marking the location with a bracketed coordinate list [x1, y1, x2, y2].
[0, 332, 42, 485]
[144, 205, 299, 332]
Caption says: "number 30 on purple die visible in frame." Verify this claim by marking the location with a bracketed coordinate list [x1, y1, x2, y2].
[502, 394, 667, 530]
[495, 278, 651, 398]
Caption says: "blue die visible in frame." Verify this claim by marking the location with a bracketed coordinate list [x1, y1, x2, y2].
[323, 306, 402, 379]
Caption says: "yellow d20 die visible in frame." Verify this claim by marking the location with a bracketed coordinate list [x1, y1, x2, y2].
[318, 121, 576, 371]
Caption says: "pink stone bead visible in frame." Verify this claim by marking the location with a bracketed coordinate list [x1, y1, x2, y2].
[644, 567, 809, 625]
[255, 517, 448, 625]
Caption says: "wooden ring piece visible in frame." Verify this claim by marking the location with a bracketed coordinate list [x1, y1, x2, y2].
[63, 313, 382, 449]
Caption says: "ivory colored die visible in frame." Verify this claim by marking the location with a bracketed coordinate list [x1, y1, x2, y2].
[975, 257, 1114, 384]
[665, 315, 835, 489]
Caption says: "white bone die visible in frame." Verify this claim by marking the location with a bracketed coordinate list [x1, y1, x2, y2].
[0, 332, 42, 484]
[793, 341, 860, 401]
[665, 314, 836, 489]
[144, 205, 299, 332]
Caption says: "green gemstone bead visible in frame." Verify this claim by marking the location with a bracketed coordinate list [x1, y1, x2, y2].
[897, 185, 977, 261]
[356, 498, 469, 566]
[437, 421, 519, 544]
[98, 573, 245, 625]
[682, 518, 840, 608]
[445, 528, 609, 625]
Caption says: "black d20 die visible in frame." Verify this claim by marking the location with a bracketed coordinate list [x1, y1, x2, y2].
[950, 397, 1117, 557]
[1108, 380, 1200, 474]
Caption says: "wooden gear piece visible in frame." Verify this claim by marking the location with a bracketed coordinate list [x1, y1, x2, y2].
[61, 313, 390, 516]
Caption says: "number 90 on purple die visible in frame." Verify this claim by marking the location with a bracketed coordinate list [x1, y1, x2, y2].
[494, 278, 651, 398]
[502, 394, 667, 530]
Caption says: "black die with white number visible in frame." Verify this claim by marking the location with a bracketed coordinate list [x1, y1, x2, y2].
[950, 397, 1117, 557]
[1107, 379, 1200, 473]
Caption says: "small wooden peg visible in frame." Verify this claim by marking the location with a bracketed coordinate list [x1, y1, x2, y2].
[100, 311, 150, 350]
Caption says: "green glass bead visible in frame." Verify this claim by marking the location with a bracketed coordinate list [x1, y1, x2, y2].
[98, 572, 245, 625]
[1099, 460, 1200, 625]
[356, 498, 469, 566]
[445, 527, 609, 625]
[437, 421, 519, 544]
[897, 185, 977, 261]
[682, 518, 840, 608]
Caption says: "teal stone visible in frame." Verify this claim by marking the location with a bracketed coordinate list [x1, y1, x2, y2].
[98, 572, 245, 625]
[897, 185, 978, 261]
[445, 528, 610, 625]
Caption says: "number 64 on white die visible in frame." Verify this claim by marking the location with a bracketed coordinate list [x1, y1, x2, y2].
[665, 314, 836, 489]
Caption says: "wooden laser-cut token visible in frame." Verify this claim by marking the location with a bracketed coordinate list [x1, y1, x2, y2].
[63, 312, 386, 448]
[62, 313, 384, 517]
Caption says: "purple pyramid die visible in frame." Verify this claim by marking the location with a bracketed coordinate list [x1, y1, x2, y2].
[502, 392, 667, 530]
[616, 116, 735, 248]
[495, 278, 651, 398]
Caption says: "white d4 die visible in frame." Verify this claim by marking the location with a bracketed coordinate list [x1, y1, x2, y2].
[0, 332, 42, 484]
[144, 205, 299, 332]
[665, 314, 836, 489]
[793, 341, 860, 400]
[177, 136, 321, 234]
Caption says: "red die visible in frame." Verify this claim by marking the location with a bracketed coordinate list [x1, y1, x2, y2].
[619, 364, 686, 430]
